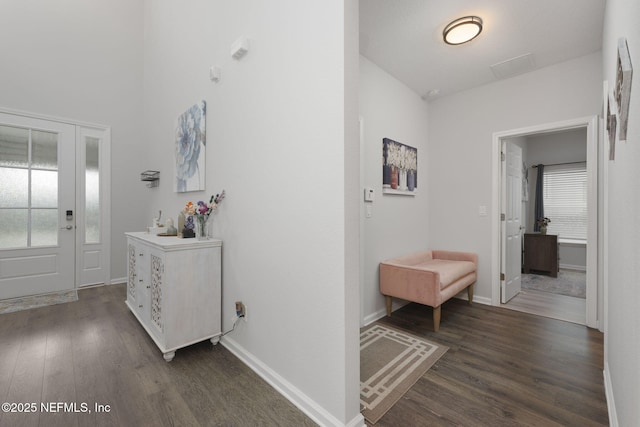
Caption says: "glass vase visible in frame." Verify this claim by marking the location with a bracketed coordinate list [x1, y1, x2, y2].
[196, 216, 209, 240]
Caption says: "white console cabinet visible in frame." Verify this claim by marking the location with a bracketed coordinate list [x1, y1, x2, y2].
[125, 232, 222, 361]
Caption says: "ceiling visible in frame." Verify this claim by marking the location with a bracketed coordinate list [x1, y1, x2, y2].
[359, 0, 606, 100]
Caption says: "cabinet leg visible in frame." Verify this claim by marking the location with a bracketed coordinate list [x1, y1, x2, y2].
[385, 296, 392, 316]
[163, 351, 175, 362]
[210, 336, 221, 346]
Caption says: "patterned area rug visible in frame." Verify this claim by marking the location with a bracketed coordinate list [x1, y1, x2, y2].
[521, 269, 586, 299]
[0, 289, 78, 314]
[360, 324, 448, 424]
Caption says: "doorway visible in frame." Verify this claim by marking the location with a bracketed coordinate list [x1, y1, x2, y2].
[0, 110, 111, 300]
[491, 116, 599, 328]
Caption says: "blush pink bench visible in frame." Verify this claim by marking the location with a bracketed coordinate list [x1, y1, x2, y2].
[379, 250, 478, 332]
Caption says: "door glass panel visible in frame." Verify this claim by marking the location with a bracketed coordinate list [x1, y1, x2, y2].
[31, 209, 58, 246]
[31, 170, 58, 208]
[0, 209, 28, 248]
[0, 125, 60, 249]
[0, 167, 28, 207]
[32, 130, 58, 169]
[0, 125, 28, 167]
[85, 137, 100, 243]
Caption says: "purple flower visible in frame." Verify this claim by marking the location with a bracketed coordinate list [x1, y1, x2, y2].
[197, 201, 209, 215]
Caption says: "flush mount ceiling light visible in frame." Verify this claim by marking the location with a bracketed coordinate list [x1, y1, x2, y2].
[443, 16, 483, 45]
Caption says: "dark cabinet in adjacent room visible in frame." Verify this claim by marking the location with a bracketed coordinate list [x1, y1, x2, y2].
[523, 233, 558, 277]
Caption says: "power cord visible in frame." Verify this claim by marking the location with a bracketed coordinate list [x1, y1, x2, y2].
[221, 312, 245, 337]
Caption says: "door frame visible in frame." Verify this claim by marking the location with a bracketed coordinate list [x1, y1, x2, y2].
[491, 116, 599, 328]
[0, 106, 111, 289]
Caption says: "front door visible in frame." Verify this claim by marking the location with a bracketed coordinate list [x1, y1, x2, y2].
[0, 113, 76, 299]
[501, 142, 523, 303]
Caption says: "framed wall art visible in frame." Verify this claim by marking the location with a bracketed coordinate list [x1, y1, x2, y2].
[608, 91, 617, 160]
[382, 138, 417, 196]
[174, 100, 206, 192]
[615, 38, 633, 141]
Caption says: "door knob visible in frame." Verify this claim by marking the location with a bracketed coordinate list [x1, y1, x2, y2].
[60, 225, 73, 230]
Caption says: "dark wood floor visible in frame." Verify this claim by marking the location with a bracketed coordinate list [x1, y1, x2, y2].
[372, 299, 608, 426]
[0, 285, 609, 427]
[0, 284, 317, 427]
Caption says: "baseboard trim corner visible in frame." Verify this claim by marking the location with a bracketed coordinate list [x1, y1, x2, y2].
[362, 300, 409, 326]
[221, 337, 358, 427]
[111, 277, 126, 285]
[603, 363, 619, 427]
[454, 293, 492, 306]
[345, 414, 366, 427]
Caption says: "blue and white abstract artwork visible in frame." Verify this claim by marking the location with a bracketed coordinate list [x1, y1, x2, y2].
[174, 100, 206, 192]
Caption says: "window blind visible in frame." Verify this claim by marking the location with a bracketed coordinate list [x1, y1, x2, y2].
[543, 163, 587, 240]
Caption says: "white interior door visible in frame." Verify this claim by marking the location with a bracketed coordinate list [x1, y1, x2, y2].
[501, 142, 523, 303]
[0, 113, 76, 299]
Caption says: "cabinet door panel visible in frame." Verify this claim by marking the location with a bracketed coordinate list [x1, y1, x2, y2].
[150, 252, 164, 335]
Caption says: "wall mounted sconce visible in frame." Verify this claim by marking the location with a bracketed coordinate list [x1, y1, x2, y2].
[443, 16, 483, 45]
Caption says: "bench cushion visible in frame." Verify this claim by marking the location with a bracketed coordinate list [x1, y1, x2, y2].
[414, 259, 477, 289]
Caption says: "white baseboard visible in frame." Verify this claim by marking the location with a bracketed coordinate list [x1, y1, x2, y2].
[221, 337, 364, 427]
[603, 363, 619, 427]
[363, 293, 492, 327]
[454, 293, 492, 306]
[362, 300, 409, 326]
[111, 277, 126, 285]
[345, 414, 366, 427]
[559, 264, 587, 271]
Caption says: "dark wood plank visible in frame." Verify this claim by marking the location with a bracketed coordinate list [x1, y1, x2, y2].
[371, 298, 608, 426]
[0, 284, 317, 427]
[0, 284, 608, 427]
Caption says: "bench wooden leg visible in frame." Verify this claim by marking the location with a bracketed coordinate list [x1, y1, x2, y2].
[433, 305, 441, 332]
[385, 296, 392, 316]
[467, 283, 474, 305]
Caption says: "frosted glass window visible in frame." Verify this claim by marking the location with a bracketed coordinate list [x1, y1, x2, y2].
[0, 125, 61, 248]
[31, 130, 58, 169]
[85, 137, 100, 243]
[0, 209, 28, 248]
[0, 125, 28, 167]
[0, 167, 28, 207]
[31, 209, 58, 246]
[31, 170, 58, 208]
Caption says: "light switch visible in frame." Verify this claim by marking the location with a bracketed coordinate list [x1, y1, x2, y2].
[478, 205, 487, 216]
[365, 204, 372, 218]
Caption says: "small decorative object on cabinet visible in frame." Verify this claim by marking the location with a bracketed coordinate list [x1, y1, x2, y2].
[125, 232, 222, 361]
[523, 233, 558, 278]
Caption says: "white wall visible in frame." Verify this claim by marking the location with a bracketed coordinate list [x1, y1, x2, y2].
[141, 1, 361, 426]
[525, 129, 587, 269]
[428, 52, 602, 301]
[0, 0, 146, 280]
[359, 56, 430, 324]
[602, 0, 640, 424]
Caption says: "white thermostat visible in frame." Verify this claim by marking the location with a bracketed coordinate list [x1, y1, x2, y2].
[364, 188, 375, 202]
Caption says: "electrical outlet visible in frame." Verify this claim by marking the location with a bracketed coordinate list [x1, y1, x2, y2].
[235, 301, 247, 321]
